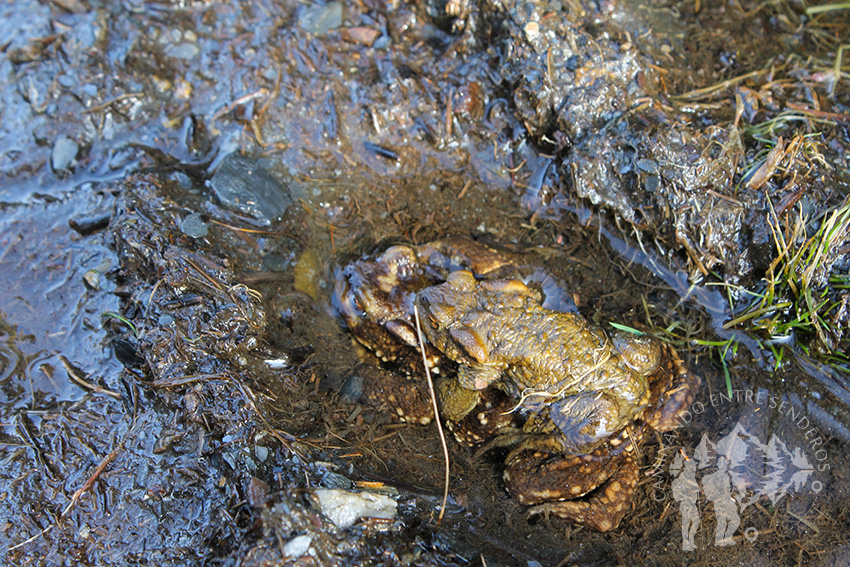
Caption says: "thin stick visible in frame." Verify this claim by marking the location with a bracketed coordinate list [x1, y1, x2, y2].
[60, 440, 124, 519]
[806, 3, 850, 15]
[211, 88, 270, 121]
[672, 68, 769, 102]
[60, 356, 121, 400]
[7, 438, 125, 552]
[413, 305, 450, 525]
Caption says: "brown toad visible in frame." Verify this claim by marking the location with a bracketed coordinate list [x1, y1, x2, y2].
[332, 237, 699, 531]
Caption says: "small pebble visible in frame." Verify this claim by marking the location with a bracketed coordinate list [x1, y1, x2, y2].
[52, 136, 79, 172]
[322, 471, 354, 490]
[83, 270, 101, 290]
[181, 212, 208, 238]
[165, 42, 200, 59]
[339, 373, 364, 403]
[262, 254, 291, 272]
[299, 1, 343, 35]
[283, 535, 312, 558]
[170, 171, 194, 190]
[68, 212, 111, 236]
[341, 27, 379, 46]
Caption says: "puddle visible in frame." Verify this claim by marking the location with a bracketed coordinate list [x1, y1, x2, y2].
[1, 0, 848, 565]
[0, 188, 121, 411]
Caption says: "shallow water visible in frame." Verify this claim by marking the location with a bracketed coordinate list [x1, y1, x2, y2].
[1, 0, 848, 565]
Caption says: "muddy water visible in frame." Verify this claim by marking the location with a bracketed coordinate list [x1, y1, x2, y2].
[1, 0, 849, 565]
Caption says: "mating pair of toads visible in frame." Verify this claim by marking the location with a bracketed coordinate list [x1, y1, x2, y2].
[332, 237, 698, 532]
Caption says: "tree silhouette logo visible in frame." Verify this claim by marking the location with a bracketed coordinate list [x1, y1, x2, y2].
[669, 422, 822, 550]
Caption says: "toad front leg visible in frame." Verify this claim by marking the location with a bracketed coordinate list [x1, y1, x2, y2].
[350, 359, 519, 443]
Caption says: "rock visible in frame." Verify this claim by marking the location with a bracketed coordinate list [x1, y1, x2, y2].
[299, 1, 343, 35]
[52, 136, 79, 172]
[83, 270, 101, 290]
[165, 42, 200, 60]
[282, 535, 312, 558]
[207, 153, 293, 225]
[180, 212, 208, 238]
[340, 27, 379, 46]
[310, 488, 397, 529]
[69, 212, 111, 235]
[261, 254, 291, 272]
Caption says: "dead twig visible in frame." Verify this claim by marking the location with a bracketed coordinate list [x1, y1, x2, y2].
[211, 88, 270, 122]
[148, 373, 227, 388]
[457, 179, 473, 199]
[672, 67, 771, 102]
[185, 257, 225, 292]
[60, 441, 124, 519]
[60, 356, 121, 399]
[8, 437, 126, 552]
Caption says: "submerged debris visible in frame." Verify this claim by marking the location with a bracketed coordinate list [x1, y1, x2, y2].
[109, 175, 267, 383]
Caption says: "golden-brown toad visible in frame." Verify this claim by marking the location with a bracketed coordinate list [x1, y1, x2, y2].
[416, 269, 698, 530]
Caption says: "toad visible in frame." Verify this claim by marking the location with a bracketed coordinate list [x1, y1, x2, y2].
[332, 238, 520, 430]
[332, 237, 699, 531]
[417, 269, 698, 530]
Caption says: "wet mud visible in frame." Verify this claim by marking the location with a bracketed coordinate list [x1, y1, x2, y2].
[1, 0, 849, 565]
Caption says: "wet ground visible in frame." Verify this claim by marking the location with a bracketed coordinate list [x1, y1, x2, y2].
[2, 0, 849, 565]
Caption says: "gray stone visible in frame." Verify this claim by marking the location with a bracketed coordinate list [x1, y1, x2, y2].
[299, 1, 343, 35]
[180, 212, 208, 238]
[52, 136, 79, 171]
[208, 153, 293, 225]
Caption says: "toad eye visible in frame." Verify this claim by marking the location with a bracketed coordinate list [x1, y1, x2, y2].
[422, 302, 452, 328]
[352, 295, 365, 314]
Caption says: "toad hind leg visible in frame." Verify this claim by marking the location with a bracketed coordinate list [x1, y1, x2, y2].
[505, 450, 638, 532]
[643, 345, 701, 432]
